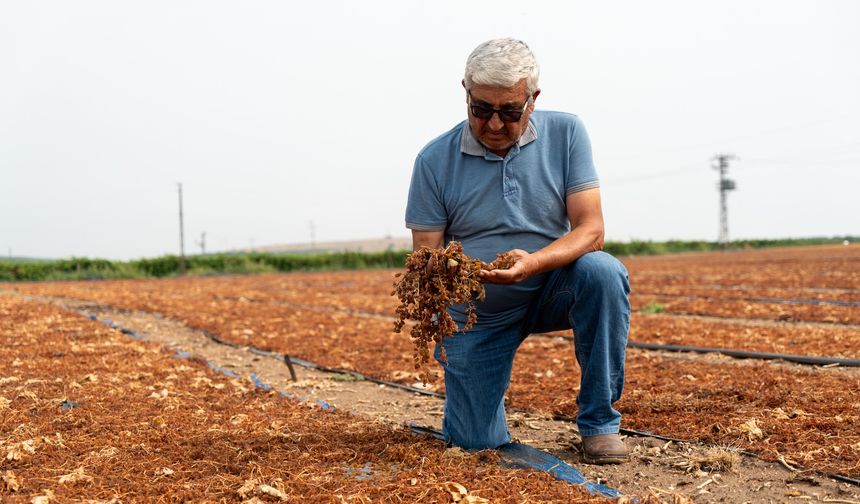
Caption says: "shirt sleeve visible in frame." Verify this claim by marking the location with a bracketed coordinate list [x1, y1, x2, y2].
[566, 116, 600, 195]
[405, 154, 448, 231]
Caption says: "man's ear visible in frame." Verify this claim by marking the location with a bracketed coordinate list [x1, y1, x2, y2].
[461, 79, 466, 89]
[532, 89, 541, 102]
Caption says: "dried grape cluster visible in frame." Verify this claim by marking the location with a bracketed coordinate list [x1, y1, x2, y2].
[392, 241, 514, 374]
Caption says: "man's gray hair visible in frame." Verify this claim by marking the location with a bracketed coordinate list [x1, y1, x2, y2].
[464, 38, 540, 100]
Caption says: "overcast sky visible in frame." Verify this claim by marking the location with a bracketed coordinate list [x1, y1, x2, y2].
[2, 1, 858, 260]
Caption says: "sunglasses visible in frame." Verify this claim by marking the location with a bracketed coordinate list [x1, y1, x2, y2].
[468, 91, 530, 123]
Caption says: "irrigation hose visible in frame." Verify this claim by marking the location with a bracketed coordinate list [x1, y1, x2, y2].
[638, 292, 860, 308]
[627, 341, 860, 367]
[283, 354, 298, 382]
[553, 415, 860, 487]
[198, 298, 860, 369]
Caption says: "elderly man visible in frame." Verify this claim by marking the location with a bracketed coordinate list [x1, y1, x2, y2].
[405, 38, 630, 464]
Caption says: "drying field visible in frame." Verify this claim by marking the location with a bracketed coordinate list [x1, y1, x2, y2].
[0, 295, 608, 503]
[3, 244, 859, 501]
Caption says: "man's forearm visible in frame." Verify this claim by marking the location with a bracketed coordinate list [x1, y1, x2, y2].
[527, 222, 604, 276]
[411, 230, 445, 251]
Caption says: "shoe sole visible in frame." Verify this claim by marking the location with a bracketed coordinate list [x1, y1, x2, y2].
[583, 454, 628, 465]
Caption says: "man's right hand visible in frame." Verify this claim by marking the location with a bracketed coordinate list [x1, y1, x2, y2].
[411, 230, 445, 275]
[479, 248, 536, 285]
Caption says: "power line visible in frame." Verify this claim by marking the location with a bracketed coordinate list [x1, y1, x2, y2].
[601, 113, 855, 162]
[742, 158, 860, 166]
[603, 160, 705, 185]
[605, 154, 858, 186]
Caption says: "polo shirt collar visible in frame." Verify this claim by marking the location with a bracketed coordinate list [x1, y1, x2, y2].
[460, 120, 538, 157]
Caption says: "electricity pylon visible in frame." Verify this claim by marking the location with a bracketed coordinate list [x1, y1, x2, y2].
[712, 154, 738, 248]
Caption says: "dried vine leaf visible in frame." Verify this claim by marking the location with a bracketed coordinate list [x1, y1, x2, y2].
[739, 418, 764, 441]
[259, 484, 288, 500]
[442, 481, 490, 503]
[31, 490, 54, 504]
[58, 466, 93, 485]
[392, 241, 513, 376]
[2, 470, 21, 492]
[237, 478, 259, 498]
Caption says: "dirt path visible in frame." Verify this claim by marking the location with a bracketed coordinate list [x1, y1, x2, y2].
[12, 292, 860, 503]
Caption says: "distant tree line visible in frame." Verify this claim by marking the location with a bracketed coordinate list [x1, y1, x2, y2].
[602, 236, 855, 256]
[0, 236, 855, 282]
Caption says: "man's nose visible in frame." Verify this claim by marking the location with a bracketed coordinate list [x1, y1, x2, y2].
[487, 111, 505, 130]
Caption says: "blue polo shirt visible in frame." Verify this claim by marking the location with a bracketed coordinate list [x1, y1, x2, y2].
[405, 110, 599, 327]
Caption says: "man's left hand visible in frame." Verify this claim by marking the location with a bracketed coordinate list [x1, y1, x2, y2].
[479, 249, 535, 285]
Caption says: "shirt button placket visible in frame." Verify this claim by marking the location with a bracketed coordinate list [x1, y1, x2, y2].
[502, 161, 510, 195]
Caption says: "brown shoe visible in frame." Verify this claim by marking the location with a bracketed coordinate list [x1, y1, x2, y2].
[581, 433, 628, 464]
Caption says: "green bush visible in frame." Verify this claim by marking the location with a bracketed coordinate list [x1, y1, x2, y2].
[1, 236, 854, 282]
[641, 302, 665, 314]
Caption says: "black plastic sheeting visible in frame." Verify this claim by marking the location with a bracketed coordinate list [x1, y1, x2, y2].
[408, 424, 622, 499]
[59, 399, 81, 411]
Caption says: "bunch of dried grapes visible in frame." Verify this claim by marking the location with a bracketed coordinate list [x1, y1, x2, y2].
[392, 241, 514, 375]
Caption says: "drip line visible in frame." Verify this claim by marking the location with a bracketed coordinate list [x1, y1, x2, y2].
[645, 283, 860, 295]
[640, 292, 860, 307]
[627, 341, 860, 367]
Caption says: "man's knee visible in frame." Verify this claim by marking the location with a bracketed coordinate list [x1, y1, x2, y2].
[571, 251, 629, 294]
[434, 334, 473, 370]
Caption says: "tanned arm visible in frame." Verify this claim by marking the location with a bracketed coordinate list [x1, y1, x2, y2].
[479, 187, 604, 284]
[411, 230, 445, 252]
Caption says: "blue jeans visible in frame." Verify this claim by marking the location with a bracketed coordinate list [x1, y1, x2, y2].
[434, 251, 631, 450]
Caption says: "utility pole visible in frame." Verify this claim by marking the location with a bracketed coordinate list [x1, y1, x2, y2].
[712, 154, 738, 248]
[309, 220, 317, 250]
[196, 232, 206, 255]
[178, 183, 187, 274]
